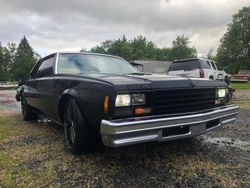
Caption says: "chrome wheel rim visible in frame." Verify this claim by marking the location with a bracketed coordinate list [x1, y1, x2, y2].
[64, 103, 76, 147]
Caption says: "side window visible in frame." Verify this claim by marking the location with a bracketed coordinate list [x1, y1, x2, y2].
[35, 57, 55, 78]
[211, 61, 217, 70]
[201, 60, 211, 69]
[29, 60, 42, 79]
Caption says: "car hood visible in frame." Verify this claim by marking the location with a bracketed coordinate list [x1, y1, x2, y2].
[83, 73, 227, 91]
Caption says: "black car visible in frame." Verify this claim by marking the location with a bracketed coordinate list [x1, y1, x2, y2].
[19, 52, 239, 154]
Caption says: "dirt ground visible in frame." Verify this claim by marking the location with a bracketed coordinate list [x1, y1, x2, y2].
[0, 90, 249, 187]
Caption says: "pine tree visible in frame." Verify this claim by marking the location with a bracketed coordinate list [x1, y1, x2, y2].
[13, 36, 37, 81]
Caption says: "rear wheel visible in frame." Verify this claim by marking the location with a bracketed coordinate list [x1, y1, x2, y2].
[209, 76, 214, 80]
[63, 98, 97, 154]
[21, 95, 36, 121]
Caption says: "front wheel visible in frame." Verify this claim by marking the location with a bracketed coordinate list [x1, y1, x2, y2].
[63, 98, 97, 154]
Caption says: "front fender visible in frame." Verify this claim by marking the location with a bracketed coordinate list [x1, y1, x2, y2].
[58, 89, 81, 122]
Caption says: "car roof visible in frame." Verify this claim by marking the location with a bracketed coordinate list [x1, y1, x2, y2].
[42, 52, 124, 60]
[173, 58, 210, 63]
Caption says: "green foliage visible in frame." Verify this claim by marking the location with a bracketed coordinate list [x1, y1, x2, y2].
[0, 43, 17, 81]
[13, 36, 37, 81]
[169, 35, 197, 61]
[90, 35, 196, 61]
[217, 7, 250, 73]
[0, 36, 39, 81]
[231, 82, 250, 90]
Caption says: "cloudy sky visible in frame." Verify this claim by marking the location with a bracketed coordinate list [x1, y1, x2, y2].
[0, 0, 249, 56]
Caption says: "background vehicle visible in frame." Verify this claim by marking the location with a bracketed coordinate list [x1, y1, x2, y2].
[168, 58, 227, 81]
[18, 52, 239, 155]
[231, 70, 250, 82]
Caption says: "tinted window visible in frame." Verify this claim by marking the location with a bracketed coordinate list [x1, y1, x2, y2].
[36, 57, 54, 78]
[201, 60, 211, 69]
[169, 60, 201, 71]
[211, 61, 217, 70]
[57, 54, 138, 75]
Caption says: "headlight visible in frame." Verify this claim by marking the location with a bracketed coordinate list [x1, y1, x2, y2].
[217, 88, 227, 98]
[115, 94, 131, 107]
[115, 93, 146, 107]
[215, 88, 228, 105]
[132, 93, 146, 106]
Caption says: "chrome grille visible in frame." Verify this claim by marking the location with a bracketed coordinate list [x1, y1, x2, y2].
[154, 88, 216, 114]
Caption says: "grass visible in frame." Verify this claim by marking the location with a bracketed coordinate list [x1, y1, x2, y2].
[0, 112, 250, 187]
[231, 82, 250, 90]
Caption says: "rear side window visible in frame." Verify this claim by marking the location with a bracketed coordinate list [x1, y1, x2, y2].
[169, 60, 201, 71]
[210, 61, 217, 70]
[201, 60, 211, 69]
[36, 57, 55, 78]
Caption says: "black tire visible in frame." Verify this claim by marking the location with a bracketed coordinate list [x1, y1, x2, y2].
[209, 76, 214, 80]
[63, 98, 97, 155]
[21, 95, 37, 121]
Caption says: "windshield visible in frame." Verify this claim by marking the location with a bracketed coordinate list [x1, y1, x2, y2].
[57, 53, 138, 75]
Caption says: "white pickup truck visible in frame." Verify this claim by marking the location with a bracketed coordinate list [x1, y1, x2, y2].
[168, 58, 227, 81]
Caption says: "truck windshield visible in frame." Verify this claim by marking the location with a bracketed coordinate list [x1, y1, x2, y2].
[57, 53, 138, 75]
[169, 60, 201, 71]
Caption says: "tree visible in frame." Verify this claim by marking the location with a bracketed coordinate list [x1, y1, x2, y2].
[207, 48, 216, 60]
[13, 36, 37, 81]
[91, 35, 168, 61]
[0, 42, 17, 81]
[217, 7, 250, 73]
[90, 35, 197, 62]
[170, 35, 197, 61]
[155, 47, 171, 61]
[108, 36, 133, 60]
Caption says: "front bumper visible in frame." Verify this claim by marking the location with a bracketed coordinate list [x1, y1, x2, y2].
[100, 104, 239, 147]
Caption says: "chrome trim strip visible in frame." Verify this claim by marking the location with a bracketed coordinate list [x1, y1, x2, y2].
[206, 122, 221, 131]
[114, 135, 158, 145]
[162, 132, 192, 140]
[222, 118, 236, 124]
[54, 52, 59, 74]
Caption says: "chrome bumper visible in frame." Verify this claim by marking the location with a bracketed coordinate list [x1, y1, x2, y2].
[100, 105, 239, 147]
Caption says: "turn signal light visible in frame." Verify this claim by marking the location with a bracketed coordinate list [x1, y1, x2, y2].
[104, 96, 109, 113]
[135, 107, 151, 115]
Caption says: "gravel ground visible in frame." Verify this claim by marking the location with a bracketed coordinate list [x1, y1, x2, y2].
[0, 90, 21, 113]
[0, 89, 249, 187]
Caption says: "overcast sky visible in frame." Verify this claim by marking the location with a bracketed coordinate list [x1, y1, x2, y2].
[0, 0, 249, 57]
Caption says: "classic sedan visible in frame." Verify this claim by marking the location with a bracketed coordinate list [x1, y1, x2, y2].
[231, 70, 250, 82]
[19, 52, 239, 154]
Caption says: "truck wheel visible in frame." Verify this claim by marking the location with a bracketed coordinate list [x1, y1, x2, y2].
[209, 76, 214, 80]
[21, 95, 37, 121]
[63, 98, 97, 154]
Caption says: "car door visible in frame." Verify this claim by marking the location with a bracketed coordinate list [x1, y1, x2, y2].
[26, 60, 42, 109]
[35, 55, 56, 116]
